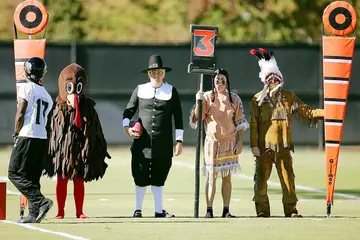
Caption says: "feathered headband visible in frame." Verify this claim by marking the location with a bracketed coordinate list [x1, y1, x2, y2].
[250, 48, 284, 106]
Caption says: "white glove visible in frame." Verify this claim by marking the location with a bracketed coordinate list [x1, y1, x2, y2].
[196, 91, 204, 101]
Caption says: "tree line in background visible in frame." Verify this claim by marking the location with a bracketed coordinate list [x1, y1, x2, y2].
[0, 0, 358, 43]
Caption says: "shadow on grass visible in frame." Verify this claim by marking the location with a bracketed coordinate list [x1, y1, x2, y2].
[43, 192, 198, 196]
[41, 188, 359, 199]
[266, 188, 360, 199]
[40, 215, 360, 224]
[333, 189, 360, 196]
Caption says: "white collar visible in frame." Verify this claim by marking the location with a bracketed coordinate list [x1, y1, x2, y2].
[137, 82, 173, 100]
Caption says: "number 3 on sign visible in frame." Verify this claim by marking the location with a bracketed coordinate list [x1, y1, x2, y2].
[193, 29, 215, 57]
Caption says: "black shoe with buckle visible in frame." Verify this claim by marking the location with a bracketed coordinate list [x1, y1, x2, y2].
[133, 210, 142, 218]
[17, 215, 37, 224]
[36, 198, 53, 223]
[155, 210, 175, 218]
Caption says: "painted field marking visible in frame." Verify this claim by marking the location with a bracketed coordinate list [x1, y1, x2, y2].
[1, 220, 90, 240]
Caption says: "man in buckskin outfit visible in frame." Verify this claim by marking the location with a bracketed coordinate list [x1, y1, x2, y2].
[249, 48, 324, 218]
[123, 54, 184, 218]
[44, 63, 110, 219]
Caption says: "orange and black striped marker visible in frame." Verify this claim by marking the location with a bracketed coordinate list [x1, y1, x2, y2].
[13, 0, 48, 35]
[322, 1, 357, 217]
[13, 0, 48, 90]
[14, 39, 46, 87]
[13, 1, 49, 218]
[323, 1, 357, 36]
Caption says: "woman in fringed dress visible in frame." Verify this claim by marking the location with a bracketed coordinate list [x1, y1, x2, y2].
[190, 68, 249, 218]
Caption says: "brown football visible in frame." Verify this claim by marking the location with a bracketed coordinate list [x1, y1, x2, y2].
[129, 120, 143, 136]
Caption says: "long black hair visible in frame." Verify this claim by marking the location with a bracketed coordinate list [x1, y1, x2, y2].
[211, 68, 233, 103]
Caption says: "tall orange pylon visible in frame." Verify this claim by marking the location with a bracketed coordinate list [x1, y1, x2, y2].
[13, 0, 49, 219]
[322, 1, 357, 217]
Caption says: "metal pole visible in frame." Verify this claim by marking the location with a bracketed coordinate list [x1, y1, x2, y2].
[71, 39, 77, 63]
[194, 74, 204, 218]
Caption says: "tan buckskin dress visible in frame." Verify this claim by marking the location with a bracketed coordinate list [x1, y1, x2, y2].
[190, 90, 249, 178]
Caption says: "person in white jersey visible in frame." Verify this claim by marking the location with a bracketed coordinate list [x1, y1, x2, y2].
[8, 57, 54, 223]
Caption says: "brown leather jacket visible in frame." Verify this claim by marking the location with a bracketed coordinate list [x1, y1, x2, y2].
[250, 89, 324, 152]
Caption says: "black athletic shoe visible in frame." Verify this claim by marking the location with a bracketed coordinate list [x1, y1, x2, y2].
[17, 215, 37, 224]
[36, 198, 53, 223]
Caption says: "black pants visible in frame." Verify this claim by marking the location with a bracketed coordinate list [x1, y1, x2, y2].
[8, 137, 47, 217]
[131, 153, 172, 187]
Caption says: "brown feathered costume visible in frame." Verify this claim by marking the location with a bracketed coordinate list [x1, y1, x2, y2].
[44, 63, 110, 219]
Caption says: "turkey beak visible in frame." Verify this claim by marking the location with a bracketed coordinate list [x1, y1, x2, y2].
[67, 94, 82, 128]
[67, 94, 76, 108]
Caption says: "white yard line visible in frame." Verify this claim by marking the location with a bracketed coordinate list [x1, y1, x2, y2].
[1, 176, 54, 195]
[0, 176, 19, 195]
[7, 190, 20, 196]
[0, 176, 9, 181]
[1, 176, 89, 239]
[172, 161, 360, 200]
[1, 220, 90, 240]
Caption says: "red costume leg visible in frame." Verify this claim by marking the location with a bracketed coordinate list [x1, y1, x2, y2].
[73, 177, 88, 218]
[56, 175, 68, 219]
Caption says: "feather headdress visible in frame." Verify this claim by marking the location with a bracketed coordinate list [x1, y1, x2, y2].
[250, 48, 283, 106]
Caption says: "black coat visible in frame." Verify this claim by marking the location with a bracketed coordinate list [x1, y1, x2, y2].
[123, 82, 183, 159]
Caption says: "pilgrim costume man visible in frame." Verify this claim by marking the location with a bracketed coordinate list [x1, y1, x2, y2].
[123, 54, 184, 218]
[44, 63, 110, 219]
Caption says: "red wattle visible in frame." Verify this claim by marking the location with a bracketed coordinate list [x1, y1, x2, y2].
[74, 95, 82, 128]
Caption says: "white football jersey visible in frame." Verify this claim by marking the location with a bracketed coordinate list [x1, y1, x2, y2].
[17, 82, 53, 139]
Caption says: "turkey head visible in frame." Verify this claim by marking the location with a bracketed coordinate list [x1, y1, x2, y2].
[58, 63, 88, 129]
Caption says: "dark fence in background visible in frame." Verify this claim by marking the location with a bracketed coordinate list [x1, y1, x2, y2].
[1, 42, 359, 146]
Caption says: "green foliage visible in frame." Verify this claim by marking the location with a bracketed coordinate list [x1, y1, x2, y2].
[43, 0, 86, 40]
[0, 0, 358, 43]
[0, 0, 23, 39]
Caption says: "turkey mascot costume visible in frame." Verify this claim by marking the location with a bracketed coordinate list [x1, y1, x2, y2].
[44, 63, 110, 219]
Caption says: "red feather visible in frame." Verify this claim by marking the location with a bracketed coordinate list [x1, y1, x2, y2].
[250, 49, 257, 55]
[258, 48, 267, 53]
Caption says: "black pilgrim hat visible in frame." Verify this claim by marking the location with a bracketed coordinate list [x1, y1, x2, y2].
[140, 54, 172, 73]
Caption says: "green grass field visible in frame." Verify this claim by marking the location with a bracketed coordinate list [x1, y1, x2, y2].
[0, 146, 360, 240]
